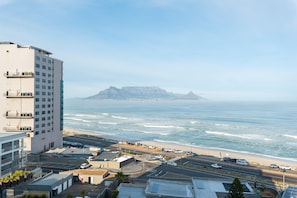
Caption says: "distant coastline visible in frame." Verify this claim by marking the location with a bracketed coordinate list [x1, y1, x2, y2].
[86, 86, 207, 100]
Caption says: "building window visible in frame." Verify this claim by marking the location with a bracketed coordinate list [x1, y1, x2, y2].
[48, 60, 51, 64]
[36, 71, 40, 76]
[42, 65, 46, 69]
[42, 57, 46, 62]
[36, 56, 40, 61]
[35, 131, 39, 135]
[36, 64, 40, 68]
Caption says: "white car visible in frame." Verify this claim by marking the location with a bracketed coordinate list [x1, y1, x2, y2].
[279, 165, 291, 170]
[236, 159, 248, 166]
[211, 163, 222, 169]
[80, 163, 91, 169]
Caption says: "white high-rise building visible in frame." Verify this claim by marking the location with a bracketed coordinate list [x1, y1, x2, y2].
[0, 42, 63, 154]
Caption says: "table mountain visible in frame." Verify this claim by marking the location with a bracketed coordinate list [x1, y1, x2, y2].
[87, 86, 205, 100]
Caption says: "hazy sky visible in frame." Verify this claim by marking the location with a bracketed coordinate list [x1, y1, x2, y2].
[1, 0, 297, 101]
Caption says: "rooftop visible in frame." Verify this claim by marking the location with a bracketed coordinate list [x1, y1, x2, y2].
[282, 186, 297, 198]
[145, 178, 194, 198]
[114, 155, 133, 163]
[118, 183, 146, 198]
[0, 41, 52, 55]
[192, 178, 255, 198]
[0, 132, 26, 142]
[61, 169, 108, 176]
[29, 173, 71, 186]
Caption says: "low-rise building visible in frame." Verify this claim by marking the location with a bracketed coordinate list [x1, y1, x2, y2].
[60, 169, 109, 185]
[27, 172, 73, 198]
[89, 152, 134, 170]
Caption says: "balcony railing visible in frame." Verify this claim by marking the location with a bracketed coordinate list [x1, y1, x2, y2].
[3, 126, 33, 132]
[5, 112, 34, 119]
[4, 71, 34, 78]
[4, 91, 34, 98]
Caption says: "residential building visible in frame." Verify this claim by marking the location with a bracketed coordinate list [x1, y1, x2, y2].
[0, 42, 63, 153]
[0, 132, 26, 177]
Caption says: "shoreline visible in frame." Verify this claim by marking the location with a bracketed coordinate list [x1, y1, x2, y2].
[63, 127, 297, 169]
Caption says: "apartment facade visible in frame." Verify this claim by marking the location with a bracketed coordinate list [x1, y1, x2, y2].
[0, 42, 63, 154]
[0, 132, 26, 177]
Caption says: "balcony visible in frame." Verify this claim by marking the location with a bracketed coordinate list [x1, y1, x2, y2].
[5, 111, 34, 119]
[4, 91, 34, 98]
[4, 71, 34, 78]
[3, 126, 33, 132]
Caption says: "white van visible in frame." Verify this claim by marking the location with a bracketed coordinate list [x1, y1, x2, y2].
[236, 159, 248, 166]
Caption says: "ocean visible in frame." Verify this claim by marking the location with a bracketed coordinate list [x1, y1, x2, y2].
[64, 99, 297, 160]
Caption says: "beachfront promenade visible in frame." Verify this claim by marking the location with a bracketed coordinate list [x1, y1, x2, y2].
[62, 128, 297, 189]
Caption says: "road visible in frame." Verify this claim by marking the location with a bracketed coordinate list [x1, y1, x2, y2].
[176, 155, 297, 186]
[63, 134, 297, 188]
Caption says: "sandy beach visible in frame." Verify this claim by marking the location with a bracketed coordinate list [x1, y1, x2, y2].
[63, 127, 297, 169]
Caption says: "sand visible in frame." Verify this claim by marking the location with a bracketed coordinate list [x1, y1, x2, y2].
[63, 127, 297, 169]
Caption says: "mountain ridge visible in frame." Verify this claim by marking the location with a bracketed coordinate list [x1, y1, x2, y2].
[87, 86, 206, 100]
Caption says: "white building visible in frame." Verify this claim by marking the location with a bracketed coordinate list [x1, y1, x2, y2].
[0, 42, 63, 154]
[0, 132, 26, 177]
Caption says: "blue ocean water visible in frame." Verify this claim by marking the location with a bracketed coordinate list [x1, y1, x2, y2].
[64, 99, 297, 160]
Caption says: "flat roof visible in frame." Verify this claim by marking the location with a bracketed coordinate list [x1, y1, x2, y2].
[282, 186, 297, 198]
[115, 155, 133, 163]
[192, 178, 254, 198]
[61, 169, 108, 176]
[0, 132, 26, 142]
[0, 41, 52, 55]
[95, 151, 119, 161]
[145, 179, 194, 198]
[118, 183, 146, 198]
[30, 173, 71, 186]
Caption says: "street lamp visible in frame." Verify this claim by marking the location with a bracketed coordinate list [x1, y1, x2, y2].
[282, 169, 286, 189]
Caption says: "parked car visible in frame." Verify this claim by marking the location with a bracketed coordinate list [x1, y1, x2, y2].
[279, 165, 291, 170]
[80, 163, 91, 169]
[167, 161, 177, 166]
[211, 163, 222, 169]
[269, 164, 279, 168]
[223, 157, 237, 163]
[236, 159, 248, 166]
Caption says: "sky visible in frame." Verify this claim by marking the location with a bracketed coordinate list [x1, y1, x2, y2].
[1, 0, 297, 101]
